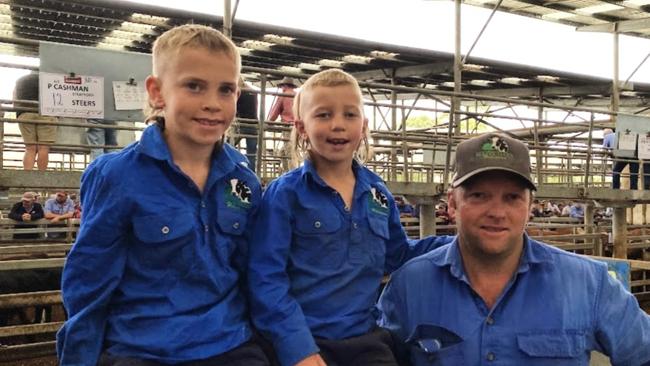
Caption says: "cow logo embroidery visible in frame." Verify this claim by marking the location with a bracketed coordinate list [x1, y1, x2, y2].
[477, 136, 513, 160]
[225, 178, 253, 210]
[368, 187, 389, 216]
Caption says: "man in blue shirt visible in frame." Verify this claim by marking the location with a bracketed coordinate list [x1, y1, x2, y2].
[378, 133, 650, 365]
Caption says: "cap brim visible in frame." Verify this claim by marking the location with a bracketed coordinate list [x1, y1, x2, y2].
[452, 167, 537, 190]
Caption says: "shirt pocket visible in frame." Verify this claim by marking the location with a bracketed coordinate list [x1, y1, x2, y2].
[349, 216, 388, 267]
[406, 324, 464, 365]
[516, 330, 586, 364]
[132, 211, 195, 271]
[216, 210, 248, 260]
[293, 210, 343, 267]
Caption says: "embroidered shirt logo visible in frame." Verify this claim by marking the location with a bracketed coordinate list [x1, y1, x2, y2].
[477, 136, 512, 160]
[368, 187, 389, 216]
[225, 178, 252, 210]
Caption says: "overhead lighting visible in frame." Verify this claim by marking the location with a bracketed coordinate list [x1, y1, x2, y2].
[342, 54, 373, 64]
[576, 4, 624, 14]
[237, 47, 253, 56]
[536, 75, 561, 83]
[262, 34, 295, 46]
[441, 81, 456, 88]
[241, 40, 274, 52]
[370, 50, 399, 60]
[279, 66, 302, 73]
[130, 13, 169, 24]
[500, 77, 527, 85]
[463, 63, 487, 72]
[317, 59, 344, 68]
[468, 80, 494, 87]
[541, 12, 575, 20]
[297, 62, 322, 71]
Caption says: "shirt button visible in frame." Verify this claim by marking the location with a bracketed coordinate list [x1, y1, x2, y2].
[161, 226, 170, 234]
[201, 201, 206, 208]
[344, 206, 351, 212]
[204, 224, 209, 232]
[233, 222, 240, 229]
[486, 316, 494, 325]
[314, 221, 321, 228]
[353, 222, 358, 229]
[486, 352, 496, 361]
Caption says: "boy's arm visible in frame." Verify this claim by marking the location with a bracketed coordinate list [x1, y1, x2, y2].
[57, 164, 128, 366]
[268, 97, 283, 122]
[384, 190, 454, 273]
[593, 264, 650, 365]
[248, 183, 319, 366]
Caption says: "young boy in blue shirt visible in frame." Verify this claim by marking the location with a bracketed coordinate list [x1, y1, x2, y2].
[248, 69, 453, 366]
[57, 24, 269, 366]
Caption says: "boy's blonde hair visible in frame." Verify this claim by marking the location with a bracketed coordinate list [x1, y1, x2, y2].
[290, 69, 372, 168]
[145, 24, 241, 122]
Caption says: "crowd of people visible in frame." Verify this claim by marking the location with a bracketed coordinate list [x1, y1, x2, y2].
[47, 24, 650, 366]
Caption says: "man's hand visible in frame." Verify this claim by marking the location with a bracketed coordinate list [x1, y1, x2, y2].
[295, 354, 327, 366]
[50, 216, 61, 223]
[21, 213, 31, 221]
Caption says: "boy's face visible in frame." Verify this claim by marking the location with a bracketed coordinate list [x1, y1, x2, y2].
[146, 47, 239, 152]
[295, 84, 367, 170]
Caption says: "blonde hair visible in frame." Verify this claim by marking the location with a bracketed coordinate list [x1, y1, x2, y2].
[144, 24, 241, 123]
[290, 69, 372, 168]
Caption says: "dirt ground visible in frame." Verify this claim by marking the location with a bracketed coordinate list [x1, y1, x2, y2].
[0, 357, 56, 366]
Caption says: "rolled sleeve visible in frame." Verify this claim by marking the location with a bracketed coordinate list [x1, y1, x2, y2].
[57, 162, 129, 365]
[248, 182, 318, 366]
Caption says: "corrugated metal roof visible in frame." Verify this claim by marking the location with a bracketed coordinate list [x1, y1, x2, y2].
[0, 0, 647, 111]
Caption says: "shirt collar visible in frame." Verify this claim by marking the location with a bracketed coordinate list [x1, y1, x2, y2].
[299, 159, 375, 193]
[433, 234, 553, 281]
[136, 123, 238, 183]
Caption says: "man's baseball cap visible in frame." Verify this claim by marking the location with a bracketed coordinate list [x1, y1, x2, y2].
[22, 192, 35, 202]
[451, 133, 536, 190]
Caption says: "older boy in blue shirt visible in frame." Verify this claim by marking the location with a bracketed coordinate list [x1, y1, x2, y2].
[378, 133, 650, 365]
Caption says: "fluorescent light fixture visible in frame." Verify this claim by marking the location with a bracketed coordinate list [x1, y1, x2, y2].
[441, 81, 456, 88]
[317, 59, 345, 68]
[468, 79, 494, 87]
[279, 66, 302, 73]
[342, 54, 373, 64]
[298, 62, 322, 71]
[541, 12, 575, 20]
[463, 63, 487, 72]
[241, 40, 274, 52]
[576, 4, 623, 14]
[536, 75, 561, 83]
[370, 50, 399, 60]
[500, 77, 527, 85]
[262, 34, 295, 46]
[130, 13, 169, 24]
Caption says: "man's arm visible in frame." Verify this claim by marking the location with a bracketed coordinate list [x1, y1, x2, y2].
[268, 97, 284, 122]
[8, 202, 23, 221]
[593, 264, 650, 365]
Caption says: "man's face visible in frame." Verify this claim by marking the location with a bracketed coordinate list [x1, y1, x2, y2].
[448, 171, 532, 261]
[56, 193, 67, 204]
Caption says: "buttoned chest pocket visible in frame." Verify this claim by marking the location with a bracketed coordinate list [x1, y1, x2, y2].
[132, 211, 195, 271]
[293, 211, 343, 267]
[348, 216, 387, 267]
[516, 331, 586, 365]
[216, 211, 248, 259]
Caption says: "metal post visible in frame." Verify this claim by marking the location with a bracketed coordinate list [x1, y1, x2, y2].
[584, 202, 594, 250]
[401, 100, 409, 181]
[535, 93, 543, 185]
[611, 28, 620, 115]
[257, 76, 267, 176]
[420, 203, 436, 237]
[223, 0, 232, 38]
[584, 113, 595, 188]
[390, 72, 398, 181]
[613, 206, 627, 259]
[443, 0, 462, 187]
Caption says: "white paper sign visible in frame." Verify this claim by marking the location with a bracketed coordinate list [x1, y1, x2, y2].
[39, 72, 104, 118]
[638, 135, 650, 160]
[112, 81, 147, 110]
[618, 132, 637, 151]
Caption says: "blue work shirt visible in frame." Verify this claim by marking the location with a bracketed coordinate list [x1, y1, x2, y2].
[57, 124, 261, 365]
[248, 159, 454, 366]
[44, 197, 74, 215]
[378, 236, 650, 366]
[603, 132, 616, 149]
[570, 204, 585, 219]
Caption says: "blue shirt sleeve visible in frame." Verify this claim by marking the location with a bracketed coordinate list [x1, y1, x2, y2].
[384, 191, 454, 273]
[593, 264, 650, 365]
[56, 161, 129, 365]
[248, 182, 319, 366]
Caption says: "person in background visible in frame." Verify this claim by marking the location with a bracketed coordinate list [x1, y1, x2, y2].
[395, 195, 415, 217]
[268, 77, 298, 172]
[14, 72, 58, 171]
[86, 119, 119, 161]
[378, 133, 650, 365]
[569, 202, 585, 219]
[8, 191, 44, 239]
[236, 78, 259, 171]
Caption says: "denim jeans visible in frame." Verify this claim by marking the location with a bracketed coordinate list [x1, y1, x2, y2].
[87, 119, 118, 161]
